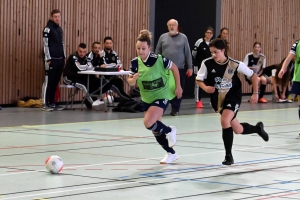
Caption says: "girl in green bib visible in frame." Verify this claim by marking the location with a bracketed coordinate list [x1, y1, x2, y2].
[128, 30, 182, 164]
[279, 40, 300, 134]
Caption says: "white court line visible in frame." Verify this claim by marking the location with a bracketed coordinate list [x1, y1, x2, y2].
[1, 158, 298, 200]
[1, 141, 300, 177]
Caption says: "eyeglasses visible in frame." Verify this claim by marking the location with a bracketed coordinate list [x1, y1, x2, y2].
[206, 32, 213, 34]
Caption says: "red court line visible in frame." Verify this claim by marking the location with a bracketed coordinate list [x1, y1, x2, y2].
[256, 191, 300, 200]
[2, 122, 299, 151]
[6, 170, 24, 172]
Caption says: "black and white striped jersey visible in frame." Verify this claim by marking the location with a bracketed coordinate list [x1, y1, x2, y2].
[290, 40, 299, 55]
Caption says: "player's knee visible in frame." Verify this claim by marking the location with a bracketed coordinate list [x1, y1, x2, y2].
[260, 77, 266, 84]
[144, 119, 155, 129]
[221, 118, 231, 128]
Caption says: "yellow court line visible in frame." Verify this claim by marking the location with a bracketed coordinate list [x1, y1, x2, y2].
[33, 198, 48, 200]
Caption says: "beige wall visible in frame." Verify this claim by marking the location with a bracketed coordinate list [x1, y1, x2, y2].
[0, 0, 150, 104]
[221, 0, 300, 93]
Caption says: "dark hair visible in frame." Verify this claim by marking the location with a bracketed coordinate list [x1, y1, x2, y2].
[92, 42, 101, 47]
[220, 27, 228, 34]
[253, 42, 261, 48]
[137, 30, 152, 46]
[217, 27, 229, 38]
[51, 9, 61, 16]
[78, 43, 87, 49]
[206, 26, 214, 34]
[209, 38, 230, 56]
[104, 36, 113, 43]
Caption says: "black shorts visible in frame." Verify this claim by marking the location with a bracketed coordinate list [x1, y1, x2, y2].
[142, 99, 170, 112]
[291, 81, 300, 95]
[219, 100, 240, 120]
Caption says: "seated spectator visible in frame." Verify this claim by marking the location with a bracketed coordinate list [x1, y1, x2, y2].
[63, 43, 111, 109]
[271, 58, 294, 102]
[243, 42, 270, 103]
[87, 39, 131, 100]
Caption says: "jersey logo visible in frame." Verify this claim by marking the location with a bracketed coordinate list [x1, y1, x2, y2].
[226, 104, 231, 107]
[228, 68, 234, 75]
[214, 77, 232, 91]
[155, 101, 159, 104]
[142, 77, 164, 91]
[203, 48, 206, 50]
[212, 69, 216, 73]
[163, 99, 168, 105]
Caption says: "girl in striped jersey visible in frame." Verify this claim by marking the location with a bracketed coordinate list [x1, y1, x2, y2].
[243, 42, 269, 103]
[196, 39, 269, 165]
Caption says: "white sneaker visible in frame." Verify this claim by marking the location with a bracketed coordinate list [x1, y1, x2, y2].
[92, 99, 104, 106]
[166, 126, 177, 147]
[160, 153, 179, 164]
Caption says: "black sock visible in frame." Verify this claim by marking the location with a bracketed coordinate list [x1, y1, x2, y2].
[298, 105, 300, 120]
[153, 132, 175, 154]
[222, 127, 233, 156]
[147, 121, 172, 134]
[240, 123, 259, 134]
[259, 84, 266, 99]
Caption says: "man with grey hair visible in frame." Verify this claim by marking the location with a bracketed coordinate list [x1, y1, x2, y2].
[155, 19, 193, 116]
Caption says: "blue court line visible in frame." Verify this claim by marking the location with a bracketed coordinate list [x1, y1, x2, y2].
[274, 180, 300, 185]
[139, 154, 300, 177]
[173, 178, 294, 192]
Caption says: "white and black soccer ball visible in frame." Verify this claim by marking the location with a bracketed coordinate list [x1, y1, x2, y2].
[45, 155, 64, 174]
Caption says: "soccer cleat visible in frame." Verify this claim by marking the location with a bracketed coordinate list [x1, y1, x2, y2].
[196, 100, 203, 108]
[92, 99, 104, 106]
[41, 105, 54, 112]
[222, 154, 234, 165]
[170, 110, 179, 116]
[166, 126, 177, 147]
[256, 122, 269, 141]
[160, 153, 179, 164]
[258, 98, 268, 103]
[49, 103, 64, 111]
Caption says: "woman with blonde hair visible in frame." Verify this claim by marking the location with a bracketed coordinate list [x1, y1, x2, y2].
[128, 30, 182, 164]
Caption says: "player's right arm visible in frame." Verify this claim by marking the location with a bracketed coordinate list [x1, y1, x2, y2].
[195, 61, 215, 93]
[128, 58, 139, 86]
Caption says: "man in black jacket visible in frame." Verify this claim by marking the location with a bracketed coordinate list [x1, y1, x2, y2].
[41, 9, 65, 111]
[87, 39, 131, 100]
[64, 43, 111, 109]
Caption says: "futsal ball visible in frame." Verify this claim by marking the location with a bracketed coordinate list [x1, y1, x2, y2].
[45, 155, 64, 174]
[104, 95, 114, 104]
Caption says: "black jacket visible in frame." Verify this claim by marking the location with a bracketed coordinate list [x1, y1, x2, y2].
[192, 38, 211, 66]
[43, 20, 65, 61]
[63, 52, 89, 79]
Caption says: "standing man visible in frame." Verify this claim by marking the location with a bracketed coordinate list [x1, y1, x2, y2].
[42, 9, 65, 111]
[192, 26, 214, 108]
[155, 19, 193, 116]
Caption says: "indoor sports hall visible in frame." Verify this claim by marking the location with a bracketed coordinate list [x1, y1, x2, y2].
[1, 0, 300, 200]
[0, 100, 299, 199]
